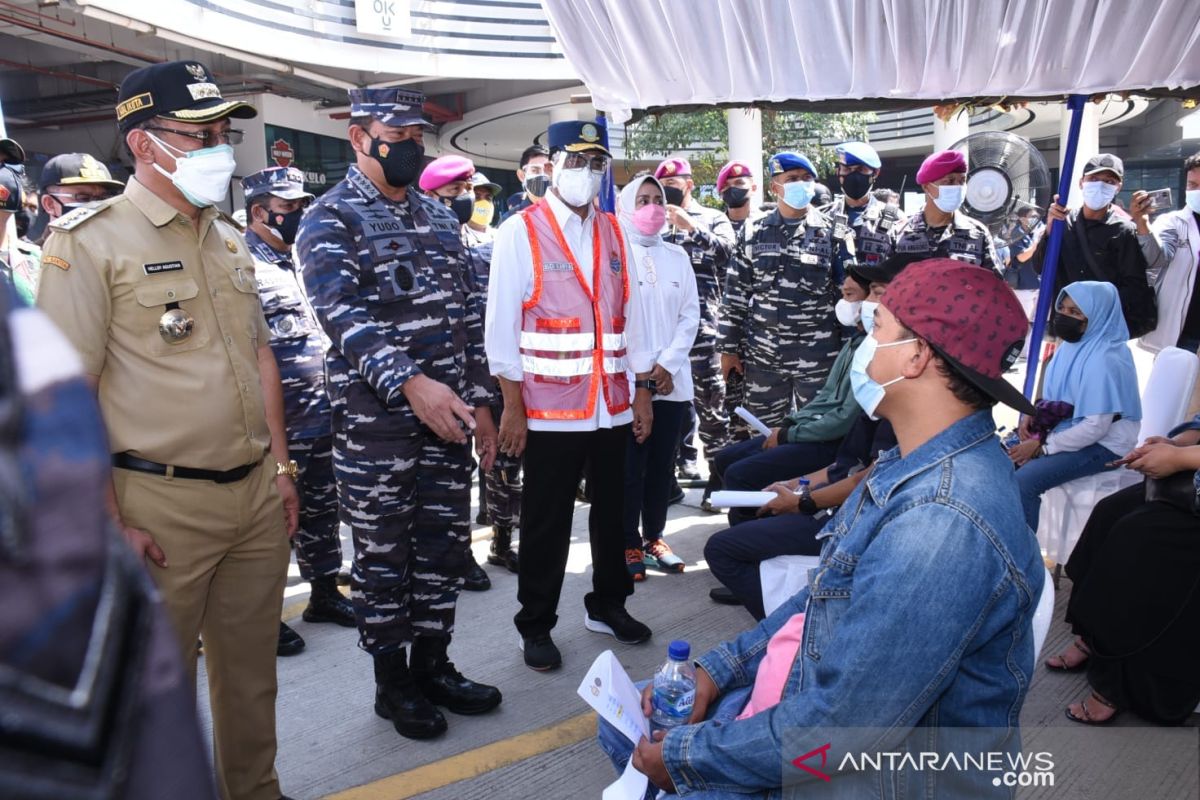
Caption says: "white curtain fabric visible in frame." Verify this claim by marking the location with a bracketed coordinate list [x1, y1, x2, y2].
[539, 0, 1200, 122]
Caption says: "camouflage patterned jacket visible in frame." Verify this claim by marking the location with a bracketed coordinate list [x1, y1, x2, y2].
[821, 194, 901, 275]
[890, 209, 1002, 276]
[663, 204, 736, 342]
[295, 166, 492, 439]
[718, 206, 842, 372]
[245, 229, 331, 442]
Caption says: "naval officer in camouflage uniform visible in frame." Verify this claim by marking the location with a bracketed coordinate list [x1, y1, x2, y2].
[718, 151, 842, 430]
[654, 158, 735, 480]
[889, 149, 1002, 275]
[242, 166, 356, 652]
[821, 141, 899, 284]
[295, 87, 501, 742]
[37, 60, 297, 800]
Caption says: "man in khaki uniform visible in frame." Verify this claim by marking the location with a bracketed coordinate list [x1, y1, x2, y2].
[37, 60, 299, 800]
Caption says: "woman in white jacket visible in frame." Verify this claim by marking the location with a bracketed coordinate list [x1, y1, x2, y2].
[618, 174, 700, 581]
[1134, 153, 1200, 354]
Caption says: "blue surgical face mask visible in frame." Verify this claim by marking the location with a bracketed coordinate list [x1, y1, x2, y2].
[860, 300, 879, 334]
[1187, 189, 1200, 215]
[781, 179, 815, 210]
[932, 184, 964, 214]
[850, 332, 917, 420]
[1080, 180, 1118, 211]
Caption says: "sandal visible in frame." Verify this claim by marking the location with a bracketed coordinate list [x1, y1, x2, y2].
[644, 540, 685, 574]
[1065, 691, 1118, 726]
[1045, 639, 1090, 672]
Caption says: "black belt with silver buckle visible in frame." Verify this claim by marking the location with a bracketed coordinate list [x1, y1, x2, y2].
[112, 453, 260, 484]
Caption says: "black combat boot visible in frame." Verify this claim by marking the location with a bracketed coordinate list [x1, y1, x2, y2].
[373, 649, 447, 740]
[485, 526, 519, 573]
[302, 576, 356, 627]
[462, 549, 491, 591]
[411, 636, 502, 715]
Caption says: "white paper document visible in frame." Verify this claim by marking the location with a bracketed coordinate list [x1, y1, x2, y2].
[579, 650, 650, 800]
[734, 405, 773, 437]
[709, 490, 777, 508]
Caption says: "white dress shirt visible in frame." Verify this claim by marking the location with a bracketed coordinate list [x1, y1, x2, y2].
[625, 235, 699, 403]
[485, 190, 653, 431]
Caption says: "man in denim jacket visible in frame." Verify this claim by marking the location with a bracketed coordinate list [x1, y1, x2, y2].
[601, 259, 1046, 798]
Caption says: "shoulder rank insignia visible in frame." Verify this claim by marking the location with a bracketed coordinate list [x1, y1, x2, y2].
[48, 203, 110, 232]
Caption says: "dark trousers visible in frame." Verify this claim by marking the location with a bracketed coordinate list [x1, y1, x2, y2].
[515, 425, 634, 637]
[704, 512, 826, 620]
[625, 401, 689, 547]
[712, 435, 841, 525]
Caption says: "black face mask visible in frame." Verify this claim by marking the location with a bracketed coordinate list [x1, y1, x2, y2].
[663, 185, 686, 207]
[444, 193, 474, 225]
[840, 171, 874, 201]
[268, 207, 305, 246]
[1053, 313, 1087, 343]
[368, 136, 424, 187]
[524, 175, 550, 199]
[13, 208, 32, 239]
[721, 186, 750, 209]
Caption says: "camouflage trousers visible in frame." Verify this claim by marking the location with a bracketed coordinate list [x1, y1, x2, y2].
[677, 338, 729, 466]
[484, 450, 523, 530]
[722, 366, 752, 443]
[333, 431, 472, 654]
[290, 435, 343, 581]
[740, 362, 826, 430]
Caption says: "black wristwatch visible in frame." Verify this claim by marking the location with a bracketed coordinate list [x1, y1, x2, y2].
[634, 379, 657, 393]
[797, 488, 819, 515]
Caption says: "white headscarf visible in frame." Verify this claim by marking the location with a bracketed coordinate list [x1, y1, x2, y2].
[618, 174, 667, 247]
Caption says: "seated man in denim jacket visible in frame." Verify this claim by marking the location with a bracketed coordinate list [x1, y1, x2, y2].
[599, 259, 1046, 798]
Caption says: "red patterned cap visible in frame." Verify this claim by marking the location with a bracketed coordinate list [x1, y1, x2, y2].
[716, 160, 753, 191]
[881, 258, 1034, 414]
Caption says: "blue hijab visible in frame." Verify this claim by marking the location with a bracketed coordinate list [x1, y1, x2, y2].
[1042, 281, 1141, 422]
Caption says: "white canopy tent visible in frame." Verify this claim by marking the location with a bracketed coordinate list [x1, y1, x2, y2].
[539, 0, 1200, 400]
[539, 0, 1200, 123]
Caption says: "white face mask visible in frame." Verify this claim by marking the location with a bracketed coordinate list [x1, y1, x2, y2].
[147, 131, 237, 208]
[553, 165, 603, 208]
[1187, 189, 1200, 215]
[860, 300, 879, 333]
[932, 184, 964, 214]
[1080, 180, 1118, 211]
[835, 298, 863, 327]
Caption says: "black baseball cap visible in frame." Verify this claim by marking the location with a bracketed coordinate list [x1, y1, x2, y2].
[848, 252, 926, 286]
[38, 153, 124, 192]
[116, 60, 256, 131]
[0, 138, 24, 165]
[0, 166, 22, 213]
[1082, 153, 1124, 179]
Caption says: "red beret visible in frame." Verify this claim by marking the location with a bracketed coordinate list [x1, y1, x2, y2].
[916, 150, 967, 185]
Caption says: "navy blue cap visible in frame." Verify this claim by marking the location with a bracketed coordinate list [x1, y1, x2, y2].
[546, 120, 611, 156]
[116, 60, 256, 132]
[767, 152, 817, 178]
[241, 166, 314, 203]
[348, 87, 431, 128]
[836, 141, 881, 170]
[0, 166, 22, 213]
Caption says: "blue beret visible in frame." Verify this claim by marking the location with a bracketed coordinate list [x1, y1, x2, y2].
[348, 87, 431, 128]
[241, 166, 313, 203]
[836, 141, 881, 170]
[766, 152, 817, 178]
[547, 120, 611, 156]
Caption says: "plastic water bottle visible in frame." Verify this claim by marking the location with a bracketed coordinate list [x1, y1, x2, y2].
[798, 477, 811, 493]
[651, 640, 696, 733]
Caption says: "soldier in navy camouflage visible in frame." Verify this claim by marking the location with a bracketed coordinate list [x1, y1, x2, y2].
[719, 151, 843, 430]
[820, 141, 899, 287]
[295, 87, 501, 741]
[654, 158, 735, 480]
[242, 166, 355, 655]
[418, 154, 520, 577]
[890, 149, 1002, 276]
